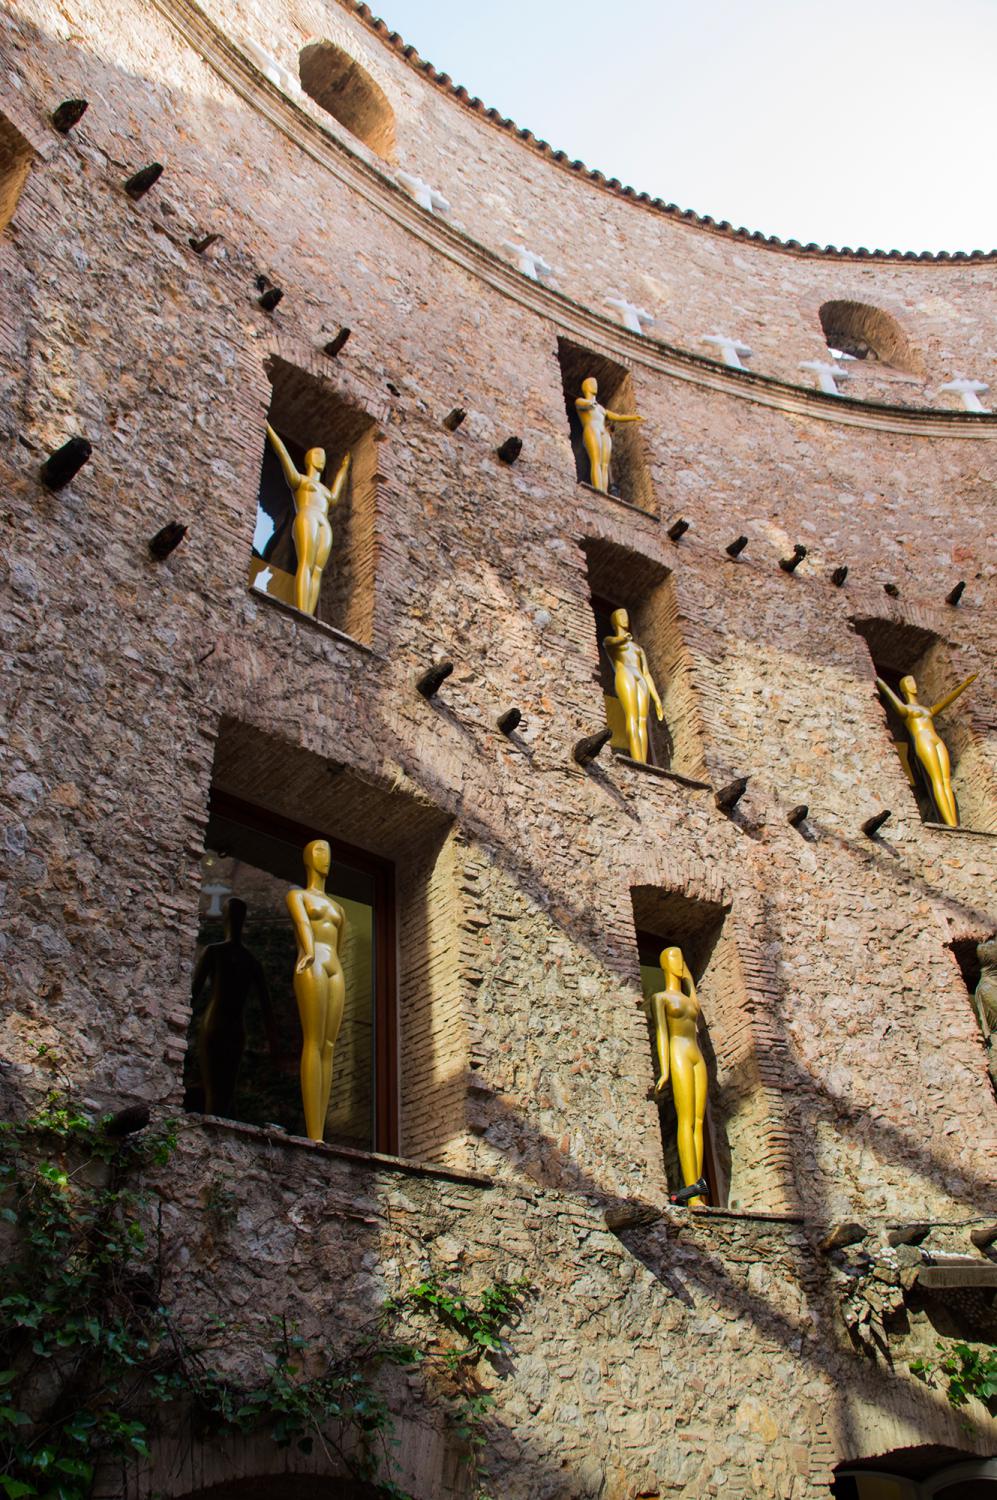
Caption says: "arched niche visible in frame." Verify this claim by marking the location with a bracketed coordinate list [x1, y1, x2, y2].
[299, 42, 396, 160]
[819, 299, 926, 375]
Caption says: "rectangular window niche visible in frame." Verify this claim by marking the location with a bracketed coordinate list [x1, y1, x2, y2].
[853, 616, 996, 833]
[250, 356, 380, 644]
[557, 337, 655, 514]
[631, 886, 773, 1212]
[583, 536, 706, 779]
[186, 719, 460, 1163]
[0, 113, 35, 233]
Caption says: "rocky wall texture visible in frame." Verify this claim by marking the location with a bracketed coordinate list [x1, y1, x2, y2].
[1, 0, 996, 1495]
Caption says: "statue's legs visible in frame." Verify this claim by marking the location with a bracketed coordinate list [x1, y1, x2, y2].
[582, 427, 604, 491]
[320, 964, 346, 1122]
[615, 669, 649, 763]
[295, 963, 330, 1140]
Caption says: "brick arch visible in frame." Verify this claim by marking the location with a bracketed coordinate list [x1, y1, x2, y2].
[299, 41, 396, 160]
[818, 299, 926, 374]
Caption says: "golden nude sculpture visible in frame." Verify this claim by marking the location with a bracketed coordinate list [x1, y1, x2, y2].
[603, 608, 663, 764]
[651, 946, 708, 1206]
[265, 423, 351, 617]
[286, 839, 347, 1142]
[191, 897, 278, 1119]
[875, 671, 978, 827]
[575, 377, 643, 493]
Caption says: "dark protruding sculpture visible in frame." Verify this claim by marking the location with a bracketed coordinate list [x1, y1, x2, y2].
[192, 898, 277, 1118]
[974, 938, 997, 1092]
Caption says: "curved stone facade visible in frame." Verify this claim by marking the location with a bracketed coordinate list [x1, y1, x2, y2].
[1, 1, 995, 1496]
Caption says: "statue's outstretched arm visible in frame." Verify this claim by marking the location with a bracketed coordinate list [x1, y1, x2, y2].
[875, 677, 906, 719]
[929, 672, 978, 718]
[329, 450, 352, 503]
[605, 409, 643, 424]
[266, 423, 302, 492]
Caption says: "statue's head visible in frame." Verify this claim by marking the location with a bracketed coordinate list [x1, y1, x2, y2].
[304, 446, 326, 475]
[899, 674, 918, 701]
[303, 839, 331, 878]
[223, 897, 247, 940]
[660, 945, 684, 977]
[610, 607, 630, 633]
[581, 377, 598, 398]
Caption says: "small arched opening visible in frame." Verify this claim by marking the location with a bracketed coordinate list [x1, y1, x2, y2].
[818, 300, 925, 375]
[299, 42, 396, 160]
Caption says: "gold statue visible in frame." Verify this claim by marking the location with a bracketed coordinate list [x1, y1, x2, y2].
[191, 898, 277, 1119]
[875, 672, 978, 827]
[651, 946, 708, 1205]
[265, 423, 351, 617]
[575, 377, 643, 493]
[603, 608, 663, 764]
[286, 840, 347, 1142]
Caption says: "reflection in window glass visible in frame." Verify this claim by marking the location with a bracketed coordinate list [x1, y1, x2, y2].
[185, 811, 377, 1149]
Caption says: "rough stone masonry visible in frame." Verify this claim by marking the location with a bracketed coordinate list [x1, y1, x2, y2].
[0, 0, 996, 1496]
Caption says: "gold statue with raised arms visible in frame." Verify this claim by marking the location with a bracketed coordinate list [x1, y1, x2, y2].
[265, 423, 351, 617]
[875, 671, 977, 827]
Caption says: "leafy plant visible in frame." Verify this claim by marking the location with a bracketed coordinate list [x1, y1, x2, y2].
[0, 1090, 531, 1499]
[910, 1339, 997, 1410]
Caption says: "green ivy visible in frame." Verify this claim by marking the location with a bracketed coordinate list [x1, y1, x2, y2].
[910, 1339, 997, 1411]
[0, 1089, 531, 1500]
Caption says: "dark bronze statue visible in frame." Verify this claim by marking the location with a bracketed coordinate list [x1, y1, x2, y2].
[192, 898, 278, 1118]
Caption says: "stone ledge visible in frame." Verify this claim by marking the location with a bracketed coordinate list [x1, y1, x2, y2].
[923, 822, 997, 839]
[190, 1114, 494, 1188]
[605, 1201, 805, 1231]
[611, 754, 713, 791]
[250, 588, 384, 659]
[576, 480, 659, 521]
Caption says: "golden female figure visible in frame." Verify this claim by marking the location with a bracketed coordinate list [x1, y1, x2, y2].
[286, 839, 346, 1142]
[575, 377, 643, 493]
[651, 946, 708, 1205]
[265, 423, 351, 617]
[875, 671, 977, 827]
[603, 608, 663, 764]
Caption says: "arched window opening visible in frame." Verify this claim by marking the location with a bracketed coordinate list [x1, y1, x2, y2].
[819, 300, 925, 376]
[299, 42, 396, 160]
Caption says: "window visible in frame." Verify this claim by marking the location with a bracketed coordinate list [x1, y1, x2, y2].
[556, 338, 654, 512]
[186, 791, 395, 1151]
[185, 721, 460, 1162]
[251, 357, 380, 644]
[582, 537, 706, 778]
[819, 301, 925, 376]
[852, 617, 994, 831]
[0, 112, 35, 233]
[298, 42, 396, 160]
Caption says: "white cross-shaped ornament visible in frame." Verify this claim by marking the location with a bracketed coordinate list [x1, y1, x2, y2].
[939, 378, 989, 413]
[800, 360, 851, 396]
[701, 334, 753, 370]
[605, 296, 655, 335]
[396, 171, 451, 216]
[501, 241, 557, 281]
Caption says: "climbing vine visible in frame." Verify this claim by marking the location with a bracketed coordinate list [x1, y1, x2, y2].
[910, 1339, 997, 1412]
[0, 1087, 531, 1500]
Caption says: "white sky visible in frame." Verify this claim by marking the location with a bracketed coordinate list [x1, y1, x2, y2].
[370, 0, 997, 254]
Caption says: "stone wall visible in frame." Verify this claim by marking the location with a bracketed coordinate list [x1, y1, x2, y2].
[1, 0, 996, 1495]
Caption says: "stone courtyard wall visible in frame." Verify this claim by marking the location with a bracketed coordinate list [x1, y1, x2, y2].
[1, 0, 996, 1495]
